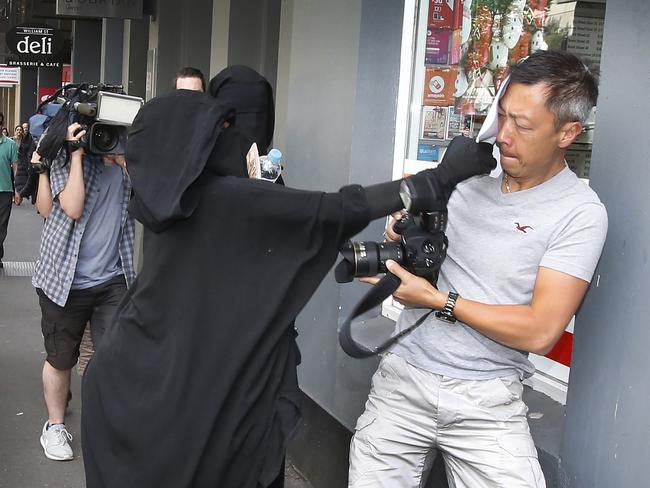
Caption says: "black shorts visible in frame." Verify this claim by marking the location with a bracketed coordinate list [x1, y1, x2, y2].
[37, 275, 127, 370]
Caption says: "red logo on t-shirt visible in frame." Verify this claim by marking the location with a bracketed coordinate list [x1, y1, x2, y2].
[515, 222, 533, 233]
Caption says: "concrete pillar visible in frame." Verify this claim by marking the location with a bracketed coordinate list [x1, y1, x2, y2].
[149, 0, 214, 97]
[209, 0, 230, 78]
[72, 20, 102, 84]
[100, 18, 124, 85]
[227, 0, 281, 92]
[561, 1, 650, 486]
[122, 18, 149, 98]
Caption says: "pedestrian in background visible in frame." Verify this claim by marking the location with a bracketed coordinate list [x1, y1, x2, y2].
[0, 127, 19, 268]
[15, 122, 38, 204]
[174, 66, 206, 92]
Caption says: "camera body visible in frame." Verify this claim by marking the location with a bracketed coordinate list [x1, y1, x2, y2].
[336, 211, 448, 285]
[66, 86, 143, 155]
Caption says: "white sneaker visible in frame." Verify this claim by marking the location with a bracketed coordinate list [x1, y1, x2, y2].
[40, 421, 73, 461]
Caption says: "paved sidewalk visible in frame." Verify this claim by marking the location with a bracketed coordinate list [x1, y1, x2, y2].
[0, 203, 313, 488]
[1, 203, 86, 487]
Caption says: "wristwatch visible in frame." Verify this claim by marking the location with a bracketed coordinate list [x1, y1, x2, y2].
[32, 162, 48, 174]
[436, 291, 459, 323]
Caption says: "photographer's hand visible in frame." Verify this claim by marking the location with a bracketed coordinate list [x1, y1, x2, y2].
[66, 122, 86, 156]
[359, 260, 446, 309]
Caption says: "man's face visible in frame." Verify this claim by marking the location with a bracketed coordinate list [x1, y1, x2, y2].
[496, 82, 578, 179]
[176, 76, 204, 92]
[22, 123, 29, 133]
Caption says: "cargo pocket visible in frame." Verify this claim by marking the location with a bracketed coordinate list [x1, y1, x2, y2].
[497, 434, 545, 488]
[477, 376, 526, 421]
[41, 320, 58, 357]
[36, 289, 60, 358]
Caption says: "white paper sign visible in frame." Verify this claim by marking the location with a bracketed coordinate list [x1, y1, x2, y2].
[0, 65, 21, 85]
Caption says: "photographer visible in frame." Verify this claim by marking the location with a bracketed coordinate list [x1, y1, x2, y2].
[31, 114, 135, 462]
[348, 51, 608, 487]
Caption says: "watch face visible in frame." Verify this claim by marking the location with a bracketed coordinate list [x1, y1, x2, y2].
[399, 180, 412, 211]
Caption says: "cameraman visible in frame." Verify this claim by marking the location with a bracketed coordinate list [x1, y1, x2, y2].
[32, 119, 135, 462]
[348, 51, 608, 487]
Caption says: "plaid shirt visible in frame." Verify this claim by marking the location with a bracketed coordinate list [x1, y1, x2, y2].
[33, 150, 135, 306]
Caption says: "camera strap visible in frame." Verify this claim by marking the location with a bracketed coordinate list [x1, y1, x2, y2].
[338, 272, 433, 358]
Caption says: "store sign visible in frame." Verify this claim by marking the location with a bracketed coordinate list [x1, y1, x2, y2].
[0, 66, 21, 85]
[56, 0, 143, 19]
[5, 24, 64, 68]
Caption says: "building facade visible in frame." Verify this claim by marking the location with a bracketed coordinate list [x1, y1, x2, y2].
[2, 0, 649, 486]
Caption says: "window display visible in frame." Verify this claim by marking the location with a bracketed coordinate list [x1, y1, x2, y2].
[405, 0, 604, 182]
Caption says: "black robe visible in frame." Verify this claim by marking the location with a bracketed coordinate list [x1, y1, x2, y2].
[81, 90, 371, 487]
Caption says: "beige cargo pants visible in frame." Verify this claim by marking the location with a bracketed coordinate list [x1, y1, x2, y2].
[348, 353, 545, 488]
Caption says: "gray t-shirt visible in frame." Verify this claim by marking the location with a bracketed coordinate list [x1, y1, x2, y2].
[72, 161, 125, 289]
[391, 166, 608, 379]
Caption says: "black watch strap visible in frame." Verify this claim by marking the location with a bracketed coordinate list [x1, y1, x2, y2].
[436, 291, 459, 323]
[32, 162, 48, 174]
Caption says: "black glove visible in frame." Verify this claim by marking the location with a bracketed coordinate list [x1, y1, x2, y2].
[401, 136, 496, 213]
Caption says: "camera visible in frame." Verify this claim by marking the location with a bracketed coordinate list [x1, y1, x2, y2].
[67, 87, 143, 155]
[336, 210, 448, 285]
[335, 136, 499, 286]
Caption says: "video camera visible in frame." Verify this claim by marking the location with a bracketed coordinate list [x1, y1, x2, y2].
[63, 84, 143, 155]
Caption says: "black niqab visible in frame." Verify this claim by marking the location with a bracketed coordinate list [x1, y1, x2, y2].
[209, 65, 275, 154]
[81, 79, 372, 487]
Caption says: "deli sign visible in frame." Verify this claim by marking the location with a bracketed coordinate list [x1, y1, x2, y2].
[5, 24, 64, 68]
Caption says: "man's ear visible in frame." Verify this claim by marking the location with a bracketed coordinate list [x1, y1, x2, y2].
[558, 121, 583, 148]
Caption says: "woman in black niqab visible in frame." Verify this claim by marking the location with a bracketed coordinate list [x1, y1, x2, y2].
[80, 79, 373, 487]
[80, 65, 494, 487]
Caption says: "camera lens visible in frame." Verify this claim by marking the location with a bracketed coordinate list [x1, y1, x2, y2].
[91, 124, 119, 153]
[351, 241, 403, 277]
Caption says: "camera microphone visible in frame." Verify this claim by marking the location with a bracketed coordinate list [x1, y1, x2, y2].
[73, 102, 97, 117]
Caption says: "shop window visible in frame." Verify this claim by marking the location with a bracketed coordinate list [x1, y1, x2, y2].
[388, 0, 606, 403]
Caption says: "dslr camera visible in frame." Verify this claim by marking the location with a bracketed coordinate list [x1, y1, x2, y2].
[335, 136, 497, 287]
[65, 84, 143, 155]
[335, 203, 448, 286]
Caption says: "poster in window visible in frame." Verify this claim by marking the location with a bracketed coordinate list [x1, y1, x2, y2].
[426, 28, 451, 65]
[428, 0, 455, 29]
[446, 106, 473, 139]
[423, 66, 457, 106]
[421, 106, 449, 140]
[418, 143, 441, 162]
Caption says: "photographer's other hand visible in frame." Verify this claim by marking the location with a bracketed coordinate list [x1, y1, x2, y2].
[359, 260, 445, 309]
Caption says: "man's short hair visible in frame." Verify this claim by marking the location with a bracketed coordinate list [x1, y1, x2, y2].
[174, 67, 206, 92]
[509, 50, 598, 127]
